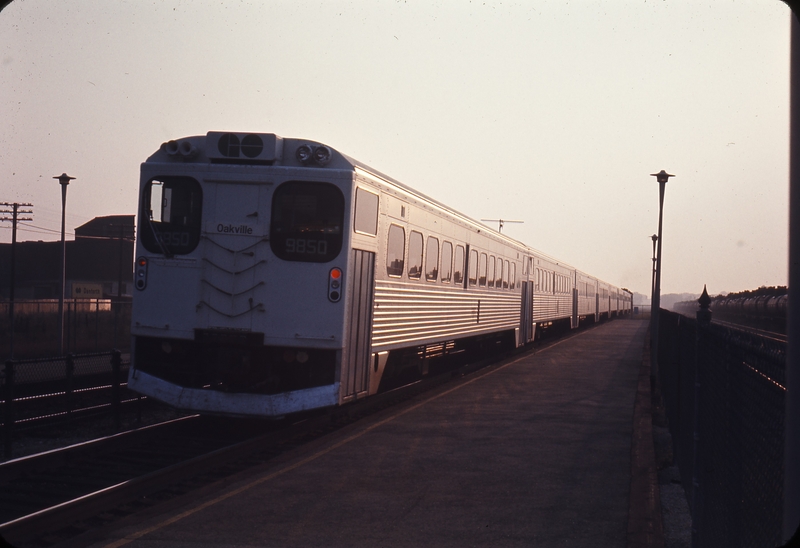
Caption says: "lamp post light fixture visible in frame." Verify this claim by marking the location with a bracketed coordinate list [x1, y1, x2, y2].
[649, 170, 675, 378]
[54, 173, 75, 355]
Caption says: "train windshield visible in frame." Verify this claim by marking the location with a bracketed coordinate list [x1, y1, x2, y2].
[270, 181, 344, 262]
[141, 176, 202, 255]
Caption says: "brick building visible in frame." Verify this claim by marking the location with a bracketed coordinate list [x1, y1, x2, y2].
[0, 215, 135, 300]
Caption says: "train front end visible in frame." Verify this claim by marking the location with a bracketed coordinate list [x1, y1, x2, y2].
[128, 132, 355, 418]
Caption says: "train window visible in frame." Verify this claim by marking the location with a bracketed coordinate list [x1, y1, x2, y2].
[270, 181, 344, 263]
[468, 249, 478, 286]
[511, 263, 516, 289]
[497, 260, 504, 289]
[141, 176, 202, 255]
[386, 224, 405, 277]
[479, 253, 487, 286]
[504, 260, 510, 289]
[408, 231, 423, 279]
[454, 245, 465, 285]
[441, 241, 453, 283]
[425, 236, 439, 282]
[354, 187, 379, 236]
[488, 256, 496, 287]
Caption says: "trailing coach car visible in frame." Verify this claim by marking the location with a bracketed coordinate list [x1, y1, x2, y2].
[128, 132, 632, 418]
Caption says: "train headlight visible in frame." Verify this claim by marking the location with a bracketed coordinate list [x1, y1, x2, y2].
[179, 140, 198, 159]
[164, 140, 180, 156]
[328, 267, 342, 302]
[296, 144, 333, 166]
[312, 146, 332, 166]
[135, 257, 148, 290]
[296, 144, 314, 163]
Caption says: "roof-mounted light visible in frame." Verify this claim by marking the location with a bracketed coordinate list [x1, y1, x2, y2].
[296, 144, 333, 167]
[296, 144, 314, 163]
[179, 140, 197, 159]
[313, 146, 332, 166]
[206, 132, 281, 163]
[164, 140, 180, 156]
[162, 139, 198, 160]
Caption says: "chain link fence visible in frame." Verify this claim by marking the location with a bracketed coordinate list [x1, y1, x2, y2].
[1, 350, 142, 460]
[658, 308, 786, 548]
[0, 299, 131, 361]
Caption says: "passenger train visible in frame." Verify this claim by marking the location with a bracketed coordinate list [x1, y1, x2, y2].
[128, 132, 632, 418]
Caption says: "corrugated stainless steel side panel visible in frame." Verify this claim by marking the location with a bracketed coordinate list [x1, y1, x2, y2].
[372, 281, 520, 349]
[341, 250, 375, 402]
[532, 293, 573, 322]
[578, 295, 595, 316]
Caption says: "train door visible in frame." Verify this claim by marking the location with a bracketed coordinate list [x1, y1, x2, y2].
[572, 288, 579, 328]
[595, 291, 600, 322]
[520, 281, 533, 344]
[341, 249, 376, 403]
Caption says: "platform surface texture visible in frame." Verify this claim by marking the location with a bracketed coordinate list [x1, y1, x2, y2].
[88, 320, 648, 548]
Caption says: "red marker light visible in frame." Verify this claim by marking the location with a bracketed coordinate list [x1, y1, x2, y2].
[135, 256, 149, 290]
[328, 268, 342, 302]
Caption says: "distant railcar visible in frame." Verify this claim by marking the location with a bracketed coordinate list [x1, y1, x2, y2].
[674, 293, 787, 334]
[128, 132, 632, 418]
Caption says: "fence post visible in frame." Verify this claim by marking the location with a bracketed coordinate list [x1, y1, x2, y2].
[65, 353, 74, 416]
[3, 360, 15, 461]
[111, 350, 121, 431]
[691, 286, 711, 548]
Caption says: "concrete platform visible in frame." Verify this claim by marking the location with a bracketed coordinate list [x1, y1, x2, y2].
[85, 320, 649, 548]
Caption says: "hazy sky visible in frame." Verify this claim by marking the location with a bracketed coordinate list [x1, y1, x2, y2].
[0, 0, 792, 297]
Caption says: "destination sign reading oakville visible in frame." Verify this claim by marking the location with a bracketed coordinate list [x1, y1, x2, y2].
[217, 223, 253, 235]
[205, 222, 264, 236]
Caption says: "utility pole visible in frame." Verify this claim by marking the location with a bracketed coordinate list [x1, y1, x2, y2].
[1, 202, 34, 359]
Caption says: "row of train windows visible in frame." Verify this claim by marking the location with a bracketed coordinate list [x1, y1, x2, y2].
[534, 268, 571, 294]
[579, 282, 597, 297]
[386, 224, 517, 289]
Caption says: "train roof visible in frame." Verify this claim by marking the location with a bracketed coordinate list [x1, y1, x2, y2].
[147, 131, 621, 290]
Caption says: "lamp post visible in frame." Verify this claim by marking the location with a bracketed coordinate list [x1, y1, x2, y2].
[54, 173, 75, 355]
[649, 170, 674, 378]
[650, 234, 658, 313]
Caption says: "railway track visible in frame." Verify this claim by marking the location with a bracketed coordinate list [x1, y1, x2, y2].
[0, 323, 595, 548]
[0, 414, 301, 545]
[0, 343, 520, 548]
[711, 319, 787, 343]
